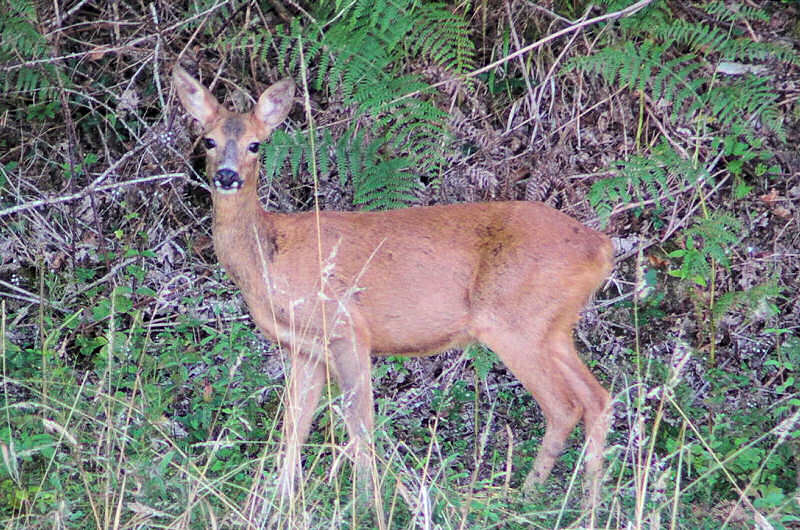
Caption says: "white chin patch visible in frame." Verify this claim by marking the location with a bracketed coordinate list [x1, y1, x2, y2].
[214, 181, 243, 194]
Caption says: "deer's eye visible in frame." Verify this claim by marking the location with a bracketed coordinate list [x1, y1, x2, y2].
[248, 142, 260, 153]
[203, 138, 216, 149]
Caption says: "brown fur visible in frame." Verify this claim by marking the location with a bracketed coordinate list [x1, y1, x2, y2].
[173, 65, 614, 511]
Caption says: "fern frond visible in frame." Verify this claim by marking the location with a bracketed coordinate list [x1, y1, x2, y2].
[567, 13, 792, 138]
[589, 141, 708, 223]
[262, 129, 304, 184]
[341, 130, 420, 209]
[720, 38, 800, 66]
[702, 75, 780, 134]
[410, 3, 475, 75]
[653, 19, 729, 53]
[652, 19, 799, 66]
[0, 0, 58, 101]
[254, 0, 468, 209]
[711, 281, 780, 324]
[705, 0, 769, 24]
[567, 43, 709, 126]
[666, 211, 743, 285]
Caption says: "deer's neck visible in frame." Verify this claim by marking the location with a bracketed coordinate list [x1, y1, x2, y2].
[212, 187, 261, 228]
[211, 188, 278, 288]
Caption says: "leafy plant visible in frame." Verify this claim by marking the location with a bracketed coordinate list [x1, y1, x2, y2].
[572, 0, 794, 223]
[0, 0, 60, 113]
[223, 0, 474, 209]
[466, 344, 499, 380]
[587, 140, 708, 222]
[667, 212, 740, 287]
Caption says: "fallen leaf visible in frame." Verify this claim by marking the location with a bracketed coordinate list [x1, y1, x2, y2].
[759, 189, 779, 204]
[773, 206, 791, 219]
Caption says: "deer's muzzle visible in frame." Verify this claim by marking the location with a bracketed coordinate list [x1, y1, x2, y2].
[214, 168, 242, 193]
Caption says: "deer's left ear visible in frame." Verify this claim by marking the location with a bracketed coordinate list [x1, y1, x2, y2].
[254, 78, 295, 129]
[172, 65, 220, 127]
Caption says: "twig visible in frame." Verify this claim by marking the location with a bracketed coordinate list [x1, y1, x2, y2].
[6, 1, 233, 72]
[0, 173, 183, 218]
[392, 0, 658, 104]
[0, 280, 62, 310]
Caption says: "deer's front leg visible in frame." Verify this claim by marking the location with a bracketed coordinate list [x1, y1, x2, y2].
[328, 331, 375, 500]
[243, 351, 325, 524]
[278, 351, 326, 503]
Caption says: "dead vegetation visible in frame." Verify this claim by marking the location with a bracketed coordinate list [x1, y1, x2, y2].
[1, 0, 799, 527]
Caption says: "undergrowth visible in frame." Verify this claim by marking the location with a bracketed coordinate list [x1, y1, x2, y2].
[1, 0, 799, 528]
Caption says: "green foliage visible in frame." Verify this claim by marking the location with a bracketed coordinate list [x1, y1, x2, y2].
[0, 270, 281, 524]
[653, 18, 798, 67]
[588, 140, 707, 221]
[222, 0, 473, 209]
[642, 0, 797, 68]
[572, 0, 795, 222]
[263, 126, 423, 208]
[713, 130, 780, 197]
[667, 213, 741, 287]
[566, 37, 785, 139]
[711, 281, 780, 325]
[409, 3, 475, 76]
[5, 0, 800, 526]
[704, 0, 769, 24]
[765, 332, 800, 398]
[574, 9, 797, 518]
[0, 0, 60, 111]
[342, 129, 420, 208]
[575, 0, 795, 367]
[432, 379, 473, 421]
[627, 356, 800, 528]
[675, 367, 799, 509]
[466, 344, 499, 380]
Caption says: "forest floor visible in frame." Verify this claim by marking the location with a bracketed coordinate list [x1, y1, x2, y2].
[2, 0, 800, 528]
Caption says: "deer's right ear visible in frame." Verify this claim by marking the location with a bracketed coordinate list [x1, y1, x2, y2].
[172, 65, 219, 127]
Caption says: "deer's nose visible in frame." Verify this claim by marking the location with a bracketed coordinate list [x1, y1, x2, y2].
[214, 168, 243, 193]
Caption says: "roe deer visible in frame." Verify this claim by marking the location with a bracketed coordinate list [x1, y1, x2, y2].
[172, 64, 613, 509]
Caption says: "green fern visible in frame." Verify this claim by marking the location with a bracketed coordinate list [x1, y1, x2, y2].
[262, 125, 421, 209]
[711, 281, 780, 325]
[0, 0, 59, 105]
[701, 75, 780, 134]
[653, 19, 798, 66]
[667, 212, 741, 287]
[261, 129, 302, 184]
[222, 0, 473, 210]
[262, 125, 423, 207]
[410, 3, 475, 76]
[566, 39, 784, 138]
[573, 0, 796, 223]
[344, 129, 419, 209]
[588, 140, 708, 221]
[704, 0, 769, 24]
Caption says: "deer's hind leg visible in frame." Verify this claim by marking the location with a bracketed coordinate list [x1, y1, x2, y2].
[472, 317, 609, 498]
[545, 329, 610, 503]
